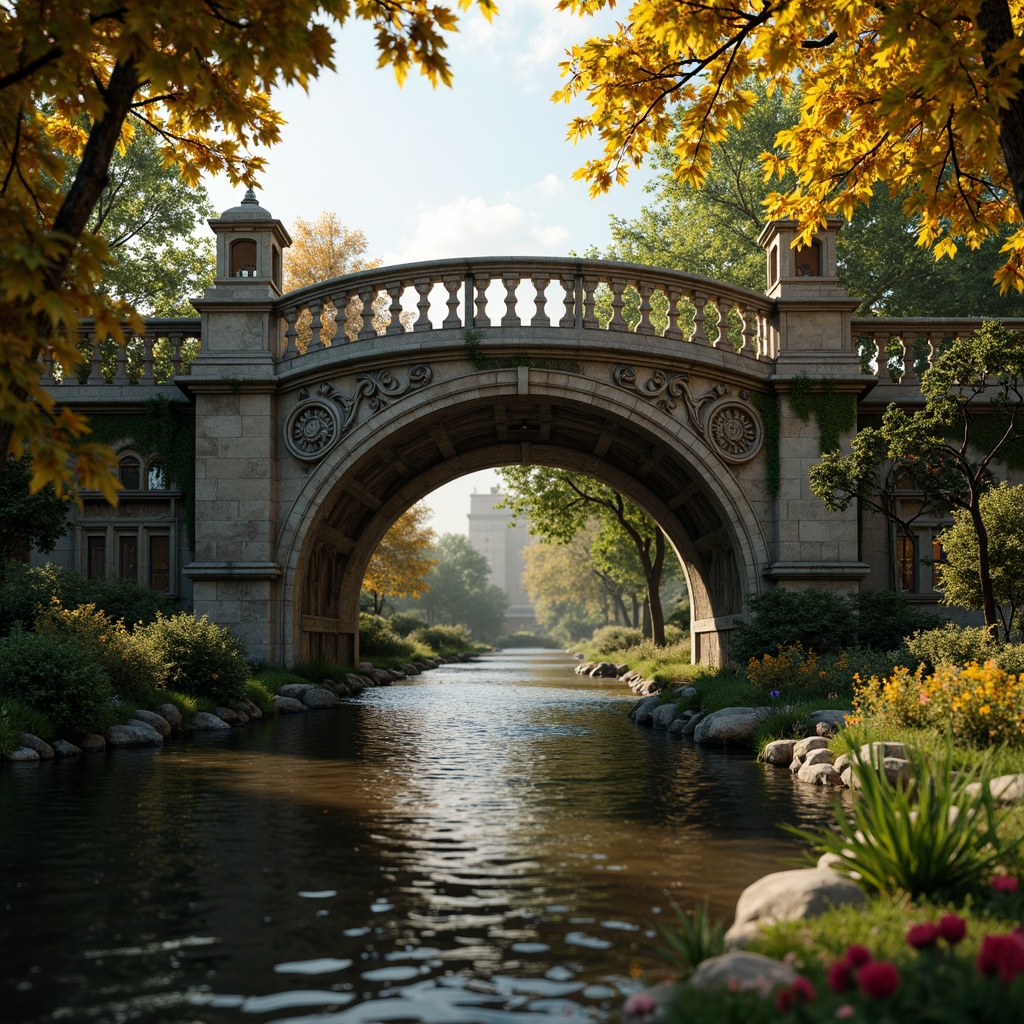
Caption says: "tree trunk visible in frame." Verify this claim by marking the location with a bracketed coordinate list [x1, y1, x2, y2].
[970, 501, 1001, 635]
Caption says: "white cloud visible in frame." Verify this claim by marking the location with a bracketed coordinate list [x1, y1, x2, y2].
[386, 196, 568, 263]
[535, 172, 565, 197]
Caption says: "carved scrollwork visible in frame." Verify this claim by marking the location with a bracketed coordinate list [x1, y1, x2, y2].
[284, 365, 432, 461]
[612, 365, 763, 464]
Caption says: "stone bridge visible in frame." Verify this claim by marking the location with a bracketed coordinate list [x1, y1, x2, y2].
[43, 194, 1020, 667]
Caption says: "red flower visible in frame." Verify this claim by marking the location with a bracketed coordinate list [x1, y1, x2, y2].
[856, 961, 901, 1000]
[907, 922, 939, 949]
[977, 933, 1024, 983]
[775, 986, 795, 1012]
[792, 976, 817, 1003]
[827, 959, 853, 993]
[845, 944, 873, 967]
[937, 914, 967, 945]
[991, 875, 1020, 895]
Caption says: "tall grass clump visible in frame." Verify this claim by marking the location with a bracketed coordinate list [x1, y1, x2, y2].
[411, 623, 472, 655]
[359, 613, 414, 659]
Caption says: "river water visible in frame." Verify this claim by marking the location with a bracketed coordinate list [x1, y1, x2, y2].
[1, 650, 839, 1024]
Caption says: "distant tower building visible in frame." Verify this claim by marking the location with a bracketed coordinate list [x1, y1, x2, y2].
[467, 488, 537, 634]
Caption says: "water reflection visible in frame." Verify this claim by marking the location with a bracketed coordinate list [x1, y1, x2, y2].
[0, 650, 838, 1024]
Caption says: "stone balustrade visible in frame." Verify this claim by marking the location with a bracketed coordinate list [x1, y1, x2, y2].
[272, 256, 777, 362]
[42, 318, 201, 388]
[851, 317, 1024, 385]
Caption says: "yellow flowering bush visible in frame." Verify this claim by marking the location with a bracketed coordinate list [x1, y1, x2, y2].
[746, 643, 897, 703]
[854, 661, 1024, 747]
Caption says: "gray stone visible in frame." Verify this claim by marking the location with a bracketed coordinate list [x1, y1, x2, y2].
[52, 739, 81, 757]
[18, 733, 54, 759]
[277, 682, 314, 699]
[303, 687, 341, 709]
[990, 773, 1024, 804]
[357, 661, 374, 672]
[796, 762, 842, 787]
[809, 709, 848, 730]
[5, 745, 40, 762]
[78, 733, 106, 752]
[273, 695, 307, 714]
[761, 739, 796, 766]
[156, 703, 183, 734]
[215, 706, 242, 725]
[370, 669, 392, 685]
[106, 721, 164, 748]
[858, 741, 907, 763]
[192, 711, 231, 731]
[833, 752, 852, 774]
[841, 766, 854, 788]
[690, 951, 798, 994]
[242, 699, 263, 721]
[345, 673, 369, 690]
[133, 710, 171, 738]
[693, 707, 766, 747]
[803, 747, 834, 767]
[816, 720, 839, 737]
[402, 663, 421, 676]
[651, 702, 681, 729]
[793, 736, 829, 761]
[679, 712, 703, 738]
[334, 681, 351, 697]
[725, 867, 866, 946]
[679, 685, 699, 699]
[667, 717, 692, 738]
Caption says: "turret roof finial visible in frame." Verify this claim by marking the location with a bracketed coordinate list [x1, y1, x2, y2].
[242, 188, 259, 205]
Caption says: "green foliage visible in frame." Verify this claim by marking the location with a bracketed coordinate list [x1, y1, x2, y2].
[590, 624, 644, 655]
[359, 612, 415, 659]
[788, 741, 1020, 900]
[243, 677, 277, 718]
[751, 392, 780, 500]
[650, 901, 727, 978]
[733, 588, 936, 660]
[139, 613, 249, 705]
[496, 631, 561, 648]
[787, 377, 858, 454]
[0, 453, 70, 560]
[754, 703, 819, 754]
[0, 625, 115, 735]
[904, 623, 1006, 672]
[387, 611, 427, 637]
[939, 483, 1024, 635]
[35, 600, 168, 702]
[410, 623, 471, 655]
[87, 397, 196, 547]
[0, 698, 55, 753]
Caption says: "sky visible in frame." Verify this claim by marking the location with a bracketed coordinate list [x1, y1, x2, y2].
[206, 3, 656, 536]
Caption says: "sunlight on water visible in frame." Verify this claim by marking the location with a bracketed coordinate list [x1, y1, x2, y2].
[0, 650, 838, 1023]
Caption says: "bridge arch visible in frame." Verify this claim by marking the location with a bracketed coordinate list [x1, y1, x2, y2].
[275, 369, 772, 667]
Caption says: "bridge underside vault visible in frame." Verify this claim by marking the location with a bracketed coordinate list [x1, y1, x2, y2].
[282, 376, 768, 668]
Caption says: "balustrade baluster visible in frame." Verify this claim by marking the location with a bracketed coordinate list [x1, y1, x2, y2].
[558, 273, 576, 328]
[142, 336, 155, 379]
[88, 337, 103, 383]
[443, 275, 462, 328]
[282, 310, 299, 359]
[691, 293, 708, 345]
[900, 333, 919, 385]
[926, 332, 939, 372]
[874, 334, 888, 382]
[501, 273, 521, 327]
[737, 305, 756, 356]
[608, 278, 628, 330]
[472, 273, 491, 328]
[358, 289, 377, 340]
[413, 279, 433, 331]
[114, 339, 130, 383]
[169, 337, 182, 378]
[531, 276, 551, 327]
[581, 276, 601, 330]
[662, 287, 684, 342]
[710, 298, 730, 349]
[386, 282, 405, 335]
[308, 300, 324, 350]
[636, 283, 654, 335]
[41, 350, 56, 385]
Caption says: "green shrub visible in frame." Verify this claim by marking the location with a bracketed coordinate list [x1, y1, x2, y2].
[496, 631, 561, 648]
[0, 698, 55, 753]
[0, 625, 115, 735]
[359, 613, 414, 658]
[754, 703, 819, 754]
[904, 623, 1004, 671]
[590, 624, 643, 654]
[387, 612, 427, 637]
[650, 901, 727, 979]
[411, 623, 471, 654]
[35, 600, 168, 702]
[243, 677, 277, 718]
[139, 613, 249, 705]
[734, 587, 936, 660]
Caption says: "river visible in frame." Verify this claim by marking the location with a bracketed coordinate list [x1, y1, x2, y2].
[0, 649, 839, 1024]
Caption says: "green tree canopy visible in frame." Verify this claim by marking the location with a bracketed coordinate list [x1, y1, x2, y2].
[0, 453, 69, 561]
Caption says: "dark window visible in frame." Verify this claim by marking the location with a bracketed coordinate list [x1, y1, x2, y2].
[88, 535, 106, 579]
[897, 534, 916, 592]
[932, 537, 945, 591]
[119, 456, 141, 490]
[119, 535, 138, 582]
[150, 535, 170, 592]
[231, 238, 258, 277]
[147, 460, 167, 490]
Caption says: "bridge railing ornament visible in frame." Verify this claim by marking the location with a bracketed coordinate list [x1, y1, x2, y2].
[43, 319, 202, 388]
[272, 257, 777, 363]
[851, 317, 1024, 385]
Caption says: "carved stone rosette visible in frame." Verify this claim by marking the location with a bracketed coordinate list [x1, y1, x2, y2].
[612, 365, 763, 464]
[284, 365, 432, 461]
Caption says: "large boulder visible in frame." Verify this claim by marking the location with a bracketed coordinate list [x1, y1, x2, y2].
[156, 703, 183, 735]
[133, 710, 171, 738]
[760, 739, 796, 766]
[277, 682, 314, 700]
[18, 733, 54, 759]
[106, 721, 165, 748]
[631, 695, 663, 725]
[52, 739, 82, 758]
[693, 707, 767, 747]
[303, 687, 341, 709]
[796, 762, 843, 787]
[273, 695, 307, 714]
[5, 746, 40, 762]
[690, 951, 798, 994]
[725, 867, 866, 947]
[192, 711, 231, 732]
[651, 702, 682, 729]
[78, 733, 106, 753]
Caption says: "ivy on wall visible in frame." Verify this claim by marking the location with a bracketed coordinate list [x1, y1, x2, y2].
[87, 396, 196, 547]
[788, 375, 857, 454]
[751, 391, 781, 499]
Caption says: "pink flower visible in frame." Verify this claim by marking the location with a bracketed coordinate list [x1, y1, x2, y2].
[977, 933, 1024, 983]
[835, 1007, 856, 1021]
[827, 959, 854, 993]
[991, 874, 1020, 895]
[775, 986, 796, 1013]
[792, 976, 817, 1003]
[907, 922, 939, 949]
[623, 992, 658, 1019]
[845, 944, 873, 967]
[856, 961, 901, 1000]
[937, 913, 967, 945]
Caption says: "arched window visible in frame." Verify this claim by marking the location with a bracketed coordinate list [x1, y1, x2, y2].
[118, 455, 141, 490]
[147, 460, 167, 491]
[230, 238, 258, 277]
[794, 239, 822, 277]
